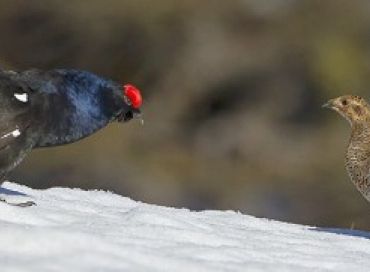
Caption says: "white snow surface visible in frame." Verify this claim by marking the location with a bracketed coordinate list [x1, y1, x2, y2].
[0, 182, 370, 272]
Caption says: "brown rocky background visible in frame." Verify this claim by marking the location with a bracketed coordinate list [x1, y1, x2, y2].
[1, 0, 370, 229]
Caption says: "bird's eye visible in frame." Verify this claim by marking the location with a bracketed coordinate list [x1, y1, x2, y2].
[342, 99, 348, 106]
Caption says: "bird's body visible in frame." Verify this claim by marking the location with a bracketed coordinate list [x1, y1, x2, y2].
[345, 122, 370, 200]
[0, 69, 142, 191]
[324, 95, 370, 201]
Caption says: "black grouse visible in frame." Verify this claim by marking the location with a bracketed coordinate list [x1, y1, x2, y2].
[0, 69, 142, 205]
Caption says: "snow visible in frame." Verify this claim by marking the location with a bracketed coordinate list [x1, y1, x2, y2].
[0, 182, 370, 272]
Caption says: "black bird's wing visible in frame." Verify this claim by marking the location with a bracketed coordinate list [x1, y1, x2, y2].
[0, 72, 37, 172]
[0, 72, 33, 133]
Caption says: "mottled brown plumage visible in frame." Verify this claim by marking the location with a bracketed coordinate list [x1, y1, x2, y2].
[323, 95, 370, 202]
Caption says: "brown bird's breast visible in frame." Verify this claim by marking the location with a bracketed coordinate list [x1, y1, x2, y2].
[345, 127, 370, 200]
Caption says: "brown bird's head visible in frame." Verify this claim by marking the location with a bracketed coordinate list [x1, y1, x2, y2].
[323, 95, 370, 125]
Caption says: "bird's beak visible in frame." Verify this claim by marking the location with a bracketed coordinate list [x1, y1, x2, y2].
[322, 99, 335, 109]
[118, 109, 144, 125]
[133, 110, 144, 125]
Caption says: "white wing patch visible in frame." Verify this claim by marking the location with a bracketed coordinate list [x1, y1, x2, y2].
[1, 128, 21, 139]
[14, 93, 28, 103]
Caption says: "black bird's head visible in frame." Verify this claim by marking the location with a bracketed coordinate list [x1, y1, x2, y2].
[26, 69, 145, 147]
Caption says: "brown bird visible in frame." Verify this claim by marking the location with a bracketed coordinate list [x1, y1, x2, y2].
[323, 95, 370, 202]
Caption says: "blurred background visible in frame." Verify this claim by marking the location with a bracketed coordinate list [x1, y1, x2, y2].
[1, 0, 370, 229]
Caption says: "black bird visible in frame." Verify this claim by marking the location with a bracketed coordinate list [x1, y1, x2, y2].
[0, 69, 143, 205]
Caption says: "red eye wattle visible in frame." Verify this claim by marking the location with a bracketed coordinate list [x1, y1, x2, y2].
[124, 84, 142, 109]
